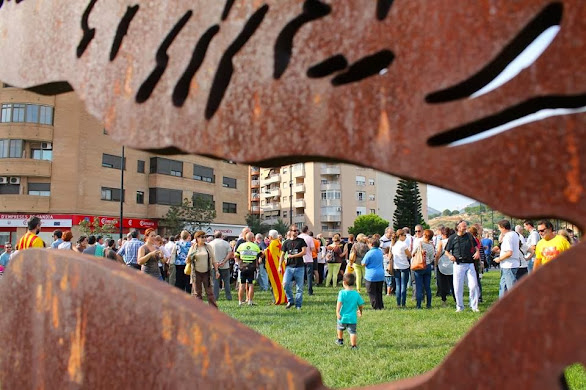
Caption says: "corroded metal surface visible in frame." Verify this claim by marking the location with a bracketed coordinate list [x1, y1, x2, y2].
[0, 250, 326, 389]
[0, 0, 584, 228]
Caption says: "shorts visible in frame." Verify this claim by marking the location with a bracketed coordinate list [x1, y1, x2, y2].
[337, 322, 357, 335]
[240, 267, 255, 284]
[384, 276, 393, 287]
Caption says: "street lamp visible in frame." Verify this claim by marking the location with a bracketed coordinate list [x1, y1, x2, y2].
[119, 145, 125, 240]
[289, 164, 293, 226]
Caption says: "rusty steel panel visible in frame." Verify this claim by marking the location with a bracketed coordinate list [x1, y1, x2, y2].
[0, 250, 326, 389]
[0, 0, 584, 228]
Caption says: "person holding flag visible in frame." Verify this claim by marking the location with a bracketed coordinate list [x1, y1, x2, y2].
[265, 229, 286, 305]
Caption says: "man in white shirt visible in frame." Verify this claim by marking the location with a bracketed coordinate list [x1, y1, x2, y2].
[523, 220, 540, 273]
[514, 225, 529, 280]
[403, 227, 413, 251]
[494, 220, 520, 298]
[210, 231, 233, 301]
[380, 227, 394, 249]
[298, 225, 316, 295]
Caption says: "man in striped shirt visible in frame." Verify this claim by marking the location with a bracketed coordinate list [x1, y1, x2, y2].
[15, 216, 45, 251]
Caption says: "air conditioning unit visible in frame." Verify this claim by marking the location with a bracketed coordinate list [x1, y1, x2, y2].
[41, 142, 52, 149]
[9, 177, 20, 184]
[336, 207, 342, 212]
[0, 177, 8, 184]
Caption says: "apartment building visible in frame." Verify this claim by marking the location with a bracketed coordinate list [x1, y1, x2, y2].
[255, 163, 427, 237]
[0, 85, 248, 246]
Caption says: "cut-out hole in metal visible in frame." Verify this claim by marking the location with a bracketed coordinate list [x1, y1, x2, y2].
[110, 4, 139, 61]
[426, 2, 563, 103]
[273, 0, 331, 79]
[173, 25, 220, 107]
[76, 0, 99, 58]
[331, 50, 394, 86]
[376, 0, 394, 21]
[205, 5, 269, 120]
[307, 55, 348, 78]
[221, 0, 235, 21]
[135, 10, 192, 104]
[427, 94, 586, 147]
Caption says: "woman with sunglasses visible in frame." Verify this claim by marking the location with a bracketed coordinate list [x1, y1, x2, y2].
[392, 229, 412, 308]
[187, 231, 219, 308]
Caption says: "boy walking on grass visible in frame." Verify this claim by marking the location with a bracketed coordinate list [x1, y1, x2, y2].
[336, 273, 364, 349]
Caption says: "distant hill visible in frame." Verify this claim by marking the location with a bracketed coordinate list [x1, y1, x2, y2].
[428, 206, 441, 216]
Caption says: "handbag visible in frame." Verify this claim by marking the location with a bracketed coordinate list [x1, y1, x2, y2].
[411, 243, 426, 271]
[326, 249, 336, 263]
[349, 248, 356, 264]
[184, 260, 192, 275]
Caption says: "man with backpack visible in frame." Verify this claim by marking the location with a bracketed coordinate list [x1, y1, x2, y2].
[494, 220, 521, 298]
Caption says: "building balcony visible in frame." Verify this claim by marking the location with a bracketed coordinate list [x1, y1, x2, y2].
[0, 123, 53, 142]
[293, 214, 305, 224]
[250, 179, 260, 188]
[321, 214, 342, 222]
[320, 183, 341, 191]
[320, 164, 340, 175]
[264, 174, 281, 185]
[292, 164, 305, 178]
[0, 158, 51, 177]
[251, 193, 260, 201]
[321, 199, 341, 207]
[321, 227, 341, 233]
[268, 188, 281, 197]
[261, 217, 279, 225]
[250, 205, 260, 214]
[293, 199, 305, 208]
[293, 183, 305, 193]
[262, 203, 281, 211]
[250, 166, 260, 174]
[0, 194, 50, 213]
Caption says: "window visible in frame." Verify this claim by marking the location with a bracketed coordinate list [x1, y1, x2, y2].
[356, 207, 367, 216]
[26, 104, 39, 123]
[149, 187, 182, 205]
[102, 153, 126, 170]
[150, 157, 183, 177]
[101, 187, 124, 202]
[28, 183, 50, 196]
[369, 179, 375, 185]
[321, 190, 341, 200]
[31, 143, 52, 161]
[1, 104, 11, 123]
[222, 176, 237, 189]
[356, 191, 366, 201]
[0, 139, 23, 158]
[137, 160, 145, 173]
[192, 164, 214, 182]
[283, 182, 287, 189]
[136, 191, 144, 204]
[39, 106, 53, 125]
[223, 202, 237, 213]
[283, 210, 288, 218]
[0, 184, 19, 194]
[103, 128, 108, 135]
[192, 192, 215, 209]
[12, 104, 25, 122]
[369, 194, 375, 201]
[321, 179, 328, 185]
[356, 175, 366, 186]
[370, 209, 376, 214]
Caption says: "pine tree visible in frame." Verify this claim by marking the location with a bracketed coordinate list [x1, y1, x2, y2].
[393, 179, 424, 232]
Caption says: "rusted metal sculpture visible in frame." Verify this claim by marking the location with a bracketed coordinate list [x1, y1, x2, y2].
[0, 0, 584, 389]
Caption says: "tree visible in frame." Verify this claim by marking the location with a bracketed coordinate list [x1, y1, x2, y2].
[393, 179, 425, 232]
[271, 218, 289, 236]
[78, 218, 118, 237]
[348, 214, 389, 236]
[245, 213, 268, 235]
[442, 209, 452, 216]
[450, 210, 460, 216]
[159, 196, 217, 235]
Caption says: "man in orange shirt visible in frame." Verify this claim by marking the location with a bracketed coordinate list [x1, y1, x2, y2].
[15, 216, 45, 251]
[310, 231, 321, 284]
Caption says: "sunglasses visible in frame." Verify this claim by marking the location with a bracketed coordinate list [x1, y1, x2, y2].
[415, 230, 422, 232]
[538, 229, 547, 233]
[290, 229, 299, 233]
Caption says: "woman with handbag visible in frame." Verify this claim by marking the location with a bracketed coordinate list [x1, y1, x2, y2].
[325, 234, 345, 287]
[349, 234, 369, 293]
[435, 227, 455, 306]
[137, 228, 164, 279]
[392, 229, 412, 308]
[412, 229, 435, 309]
[186, 230, 219, 308]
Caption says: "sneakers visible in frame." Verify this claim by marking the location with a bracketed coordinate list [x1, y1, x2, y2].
[455, 308, 463, 313]
[335, 339, 343, 347]
[472, 308, 480, 313]
[285, 302, 293, 309]
[350, 345, 358, 351]
[296, 307, 301, 311]
[238, 301, 244, 306]
[247, 300, 255, 306]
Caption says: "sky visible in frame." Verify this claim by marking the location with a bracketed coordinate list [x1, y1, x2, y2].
[427, 185, 477, 212]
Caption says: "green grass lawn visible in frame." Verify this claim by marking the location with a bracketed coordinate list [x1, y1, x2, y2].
[219, 271, 585, 389]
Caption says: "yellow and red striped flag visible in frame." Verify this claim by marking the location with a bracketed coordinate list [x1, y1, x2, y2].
[265, 239, 286, 305]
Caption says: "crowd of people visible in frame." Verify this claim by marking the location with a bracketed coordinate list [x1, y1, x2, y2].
[0, 215, 578, 348]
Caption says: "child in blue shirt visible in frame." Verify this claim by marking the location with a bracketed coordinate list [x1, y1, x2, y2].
[336, 273, 364, 349]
